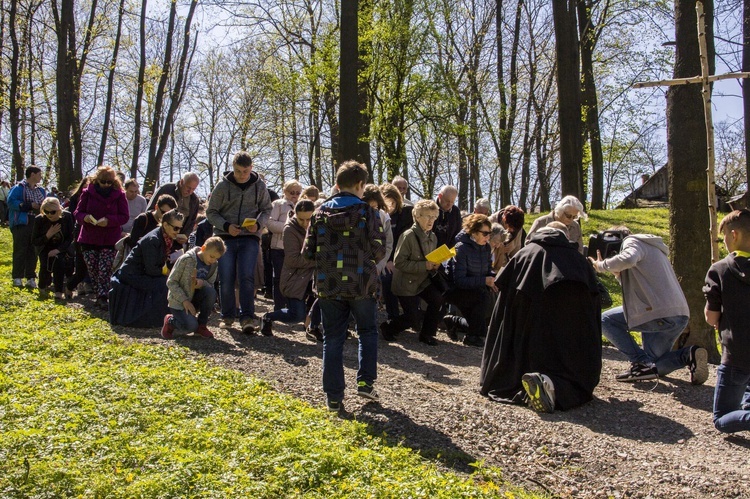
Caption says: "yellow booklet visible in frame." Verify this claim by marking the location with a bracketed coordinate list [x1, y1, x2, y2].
[242, 218, 257, 228]
[425, 244, 456, 264]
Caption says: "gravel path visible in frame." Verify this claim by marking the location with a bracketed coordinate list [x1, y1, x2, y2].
[83, 294, 750, 498]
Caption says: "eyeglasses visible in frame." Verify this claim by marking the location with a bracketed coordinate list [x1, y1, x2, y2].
[288, 190, 301, 195]
[562, 212, 576, 220]
[419, 215, 439, 221]
[477, 230, 492, 237]
[44, 209, 58, 215]
[98, 179, 114, 186]
[165, 221, 183, 231]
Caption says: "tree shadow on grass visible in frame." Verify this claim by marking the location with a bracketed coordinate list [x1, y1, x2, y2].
[353, 403, 478, 473]
[554, 397, 694, 443]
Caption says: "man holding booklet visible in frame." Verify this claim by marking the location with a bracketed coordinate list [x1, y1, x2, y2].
[206, 151, 273, 334]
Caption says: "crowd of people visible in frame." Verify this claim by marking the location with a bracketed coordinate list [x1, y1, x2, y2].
[4, 158, 748, 436]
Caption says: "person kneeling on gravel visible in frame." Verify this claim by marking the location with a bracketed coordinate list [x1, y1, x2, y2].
[480, 223, 602, 413]
[590, 226, 708, 385]
[162, 236, 225, 339]
[704, 209, 750, 434]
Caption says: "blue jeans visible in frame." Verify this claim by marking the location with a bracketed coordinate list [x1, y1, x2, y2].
[170, 285, 217, 332]
[267, 298, 306, 324]
[713, 363, 750, 433]
[308, 298, 321, 329]
[218, 237, 259, 320]
[319, 298, 378, 402]
[601, 307, 690, 375]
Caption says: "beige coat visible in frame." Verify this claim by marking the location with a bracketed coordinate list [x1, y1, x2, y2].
[392, 223, 437, 297]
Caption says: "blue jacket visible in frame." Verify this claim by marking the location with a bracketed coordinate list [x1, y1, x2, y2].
[7, 181, 47, 228]
[119, 227, 169, 279]
[449, 230, 494, 289]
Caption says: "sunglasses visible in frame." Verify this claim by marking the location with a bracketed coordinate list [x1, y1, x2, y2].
[165, 221, 183, 231]
[44, 209, 59, 215]
[477, 230, 492, 237]
[98, 179, 114, 186]
[562, 212, 576, 220]
[288, 190, 301, 195]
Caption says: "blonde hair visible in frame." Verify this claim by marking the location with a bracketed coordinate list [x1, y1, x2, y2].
[40, 197, 61, 212]
[203, 236, 227, 255]
[283, 179, 303, 194]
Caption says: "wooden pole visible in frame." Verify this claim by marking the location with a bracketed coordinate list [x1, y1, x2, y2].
[696, 1, 720, 262]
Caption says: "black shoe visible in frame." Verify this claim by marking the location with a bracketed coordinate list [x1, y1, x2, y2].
[327, 398, 343, 412]
[380, 321, 397, 341]
[443, 315, 460, 341]
[688, 346, 708, 385]
[260, 314, 273, 337]
[615, 362, 658, 382]
[357, 381, 379, 401]
[419, 335, 438, 346]
[306, 326, 323, 342]
[96, 296, 109, 311]
[463, 335, 484, 347]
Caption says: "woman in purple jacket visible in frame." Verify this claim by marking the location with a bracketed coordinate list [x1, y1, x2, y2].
[73, 166, 129, 310]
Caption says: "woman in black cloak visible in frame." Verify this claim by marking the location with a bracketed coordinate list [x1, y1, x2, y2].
[480, 223, 603, 413]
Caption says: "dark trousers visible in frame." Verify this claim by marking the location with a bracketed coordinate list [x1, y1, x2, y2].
[380, 271, 401, 321]
[269, 248, 286, 311]
[390, 283, 445, 338]
[11, 222, 37, 279]
[66, 241, 88, 292]
[38, 251, 71, 292]
[261, 232, 273, 293]
[445, 287, 492, 338]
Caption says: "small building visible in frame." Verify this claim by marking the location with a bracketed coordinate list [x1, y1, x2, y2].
[617, 167, 668, 209]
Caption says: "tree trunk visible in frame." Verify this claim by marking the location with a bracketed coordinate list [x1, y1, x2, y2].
[97, 0, 125, 168]
[52, 0, 77, 191]
[552, 0, 583, 200]
[339, 0, 359, 165]
[578, 0, 605, 209]
[131, 0, 147, 182]
[358, 0, 372, 176]
[497, 0, 522, 207]
[9, 0, 23, 180]
[668, 0, 718, 361]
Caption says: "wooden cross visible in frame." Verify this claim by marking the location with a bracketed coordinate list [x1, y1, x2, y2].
[633, 1, 750, 262]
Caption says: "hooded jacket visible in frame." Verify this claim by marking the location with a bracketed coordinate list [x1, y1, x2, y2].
[268, 197, 296, 250]
[167, 247, 219, 310]
[449, 230, 494, 290]
[206, 171, 272, 240]
[704, 252, 750, 367]
[598, 234, 689, 327]
[302, 192, 386, 300]
[278, 215, 316, 300]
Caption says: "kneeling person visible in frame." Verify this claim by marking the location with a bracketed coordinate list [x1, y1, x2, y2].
[162, 236, 226, 339]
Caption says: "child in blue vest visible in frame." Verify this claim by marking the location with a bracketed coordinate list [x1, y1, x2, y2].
[303, 161, 386, 413]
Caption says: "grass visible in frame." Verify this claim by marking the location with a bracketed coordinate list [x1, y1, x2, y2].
[0, 226, 537, 498]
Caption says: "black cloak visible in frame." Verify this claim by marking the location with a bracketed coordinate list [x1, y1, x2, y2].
[479, 228, 602, 410]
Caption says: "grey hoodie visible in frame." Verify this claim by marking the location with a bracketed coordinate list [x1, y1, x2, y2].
[599, 234, 689, 327]
[206, 171, 272, 239]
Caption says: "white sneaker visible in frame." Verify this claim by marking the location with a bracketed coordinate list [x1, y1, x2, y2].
[25, 278, 38, 289]
[522, 373, 556, 413]
[13, 278, 23, 287]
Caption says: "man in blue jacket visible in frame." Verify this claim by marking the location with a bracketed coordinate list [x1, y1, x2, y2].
[8, 166, 46, 288]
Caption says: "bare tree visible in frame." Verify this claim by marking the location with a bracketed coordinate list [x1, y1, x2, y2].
[142, 0, 199, 192]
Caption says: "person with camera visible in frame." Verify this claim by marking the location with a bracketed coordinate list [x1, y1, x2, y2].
[589, 226, 708, 384]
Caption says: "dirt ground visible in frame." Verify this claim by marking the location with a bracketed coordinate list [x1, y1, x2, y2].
[79, 293, 750, 499]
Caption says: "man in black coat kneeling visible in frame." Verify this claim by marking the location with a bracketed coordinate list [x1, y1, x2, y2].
[480, 222, 602, 413]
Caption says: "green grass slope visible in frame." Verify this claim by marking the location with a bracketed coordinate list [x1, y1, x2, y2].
[0, 227, 535, 498]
